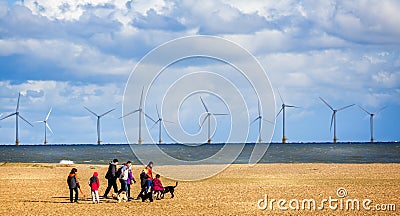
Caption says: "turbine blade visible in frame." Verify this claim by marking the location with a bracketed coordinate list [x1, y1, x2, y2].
[199, 115, 208, 129]
[150, 120, 160, 130]
[263, 119, 274, 124]
[257, 100, 261, 116]
[330, 113, 334, 132]
[46, 123, 53, 134]
[251, 117, 261, 125]
[16, 92, 21, 111]
[285, 105, 299, 108]
[19, 115, 33, 127]
[200, 96, 209, 112]
[212, 113, 228, 116]
[0, 112, 16, 121]
[277, 88, 284, 104]
[156, 105, 160, 119]
[100, 108, 116, 117]
[319, 97, 334, 110]
[34, 120, 44, 123]
[337, 104, 355, 111]
[375, 106, 387, 115]
[45, 107, 52, 121]
[163, 120, 175, 124]
[139, 87, 144, 109]
[143, 112, 156, 123]
[120, 110, 139, 119]
[84, 106, 98, 117]
[276, 107, 283, 118]
[358, 105, 371, 115]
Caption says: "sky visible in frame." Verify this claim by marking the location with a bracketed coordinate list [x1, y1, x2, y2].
[0, 0, 399, 144]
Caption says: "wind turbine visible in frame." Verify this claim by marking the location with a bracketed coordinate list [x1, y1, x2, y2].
[35, 108, 53, 144]
[84, 106, 115, 144]
[0, 92, 33, 145]
[276, 89, 298, 143]
[358, 105, 386, 142]
[199, 97, 228, 144]
[251, 100, 273, 143]
[121, 88, 155, 144]
[150, 105, 174, 144]
[319, 97, 354, 143]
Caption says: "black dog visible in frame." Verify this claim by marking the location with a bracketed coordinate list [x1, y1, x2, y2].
[139, 191, 153, 202]
[161, 182, 178, 199]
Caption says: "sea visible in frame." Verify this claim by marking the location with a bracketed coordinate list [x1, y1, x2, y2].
[0, 143, 399, 165]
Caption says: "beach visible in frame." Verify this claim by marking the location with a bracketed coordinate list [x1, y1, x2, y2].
[0, 163, 398, 215]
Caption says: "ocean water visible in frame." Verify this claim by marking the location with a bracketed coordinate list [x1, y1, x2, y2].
[0, 143, 399, 165]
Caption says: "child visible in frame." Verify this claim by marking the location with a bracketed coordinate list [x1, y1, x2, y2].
[67, 168, 79, 203]
[89, 172, 100, 204]
[127, 168, 136, 201]
[152, 174, 164, 200]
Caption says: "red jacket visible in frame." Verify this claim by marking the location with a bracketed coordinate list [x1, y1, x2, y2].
[89, 172, 100, 191]
[145, 166, 153, 180]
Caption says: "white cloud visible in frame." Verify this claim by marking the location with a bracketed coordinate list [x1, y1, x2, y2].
[1, 0, 399, 142]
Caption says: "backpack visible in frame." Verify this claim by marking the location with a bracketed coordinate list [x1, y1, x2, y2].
[89, 176, 97, 186]
[116, 166, 123, 179]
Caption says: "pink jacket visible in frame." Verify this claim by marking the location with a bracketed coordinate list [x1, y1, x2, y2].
[152, 178, 163, 191]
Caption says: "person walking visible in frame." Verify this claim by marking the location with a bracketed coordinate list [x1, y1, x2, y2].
[118, 161, 132, 194]
[103, 159, 118, 198]
[127, 168, 136, 201]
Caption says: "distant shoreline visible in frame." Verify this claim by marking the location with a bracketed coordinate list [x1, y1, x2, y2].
[0, 141, 398, 146]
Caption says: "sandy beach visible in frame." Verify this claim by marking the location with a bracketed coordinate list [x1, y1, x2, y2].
[0, 163, 398, 215]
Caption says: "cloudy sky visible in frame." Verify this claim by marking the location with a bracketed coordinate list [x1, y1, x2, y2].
[0, 0, 399, 144]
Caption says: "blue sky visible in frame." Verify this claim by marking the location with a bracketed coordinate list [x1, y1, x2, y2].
[0, 0, 399, 144]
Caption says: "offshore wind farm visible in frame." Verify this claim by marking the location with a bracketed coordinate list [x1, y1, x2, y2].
[0, 90, 394, 145]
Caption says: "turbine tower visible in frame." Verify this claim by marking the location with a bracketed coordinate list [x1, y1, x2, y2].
[35, 108, 53, 144]
[121, 88, 155, 144]
[251, 100, 273, 143]
[319, 97, 354, 143]
[276, 89, 298, 143]
[151, 105, 174, 144]
[199, 97, 228, 144]
[0, 92, 33, 145]
[84, 106, 115, 144]
[358, 105, 386, 142]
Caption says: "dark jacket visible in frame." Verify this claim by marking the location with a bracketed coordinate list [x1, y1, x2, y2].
[140, 170, 149, 188]
[105, 162, 117, 179]
[67, 173, 79, 189]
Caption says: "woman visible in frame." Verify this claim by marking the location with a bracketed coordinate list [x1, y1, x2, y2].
[144, 161, 154, 193]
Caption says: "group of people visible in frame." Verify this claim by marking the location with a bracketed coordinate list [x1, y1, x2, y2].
[66, 159, 165, 203]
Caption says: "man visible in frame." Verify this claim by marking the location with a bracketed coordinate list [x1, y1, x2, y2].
[103, 159, 118, 198]
[118, 161, 132, 194]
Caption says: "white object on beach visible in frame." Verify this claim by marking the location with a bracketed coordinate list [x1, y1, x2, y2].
[59, 160, 74, 164]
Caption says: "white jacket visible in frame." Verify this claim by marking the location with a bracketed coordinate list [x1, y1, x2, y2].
[119, 165, 130, 180]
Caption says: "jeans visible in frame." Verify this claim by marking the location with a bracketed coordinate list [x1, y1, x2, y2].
[69, 187, 78, 202]
[137, 185, 146, 199]
[103, 178, 118, 197]
[118, 179, 128, 194]
[145, 179, 152, 193]
[127, 184, 131, 199]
